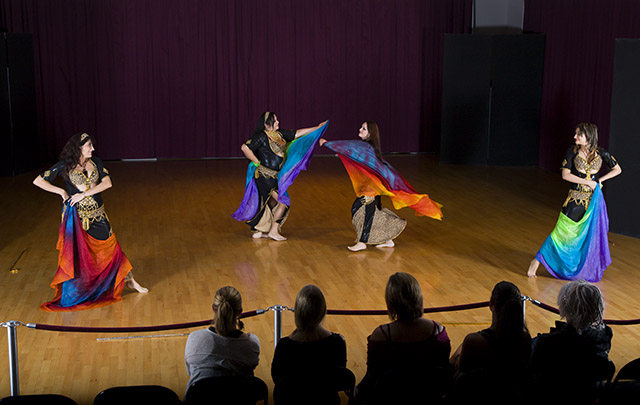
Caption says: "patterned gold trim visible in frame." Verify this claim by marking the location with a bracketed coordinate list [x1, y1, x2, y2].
[78, 203, 108, 231]
[563, 189, 593, 210]
[574, 154, 602, 176]
[256, 165, 279, 179]
[352, 204, 406, 244]
[360, 196, 376, 205]
[266, 131, 286, 157]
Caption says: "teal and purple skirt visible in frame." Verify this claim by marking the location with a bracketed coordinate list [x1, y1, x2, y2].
[536, 185, 611, 282]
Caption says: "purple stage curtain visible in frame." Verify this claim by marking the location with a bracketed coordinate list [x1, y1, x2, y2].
[0, 0, 471, 161]
[524, 0, 640, 171]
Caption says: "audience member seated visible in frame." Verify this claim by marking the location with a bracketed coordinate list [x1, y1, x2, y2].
[448, 281, 531, 404]
[184, 286, 260, 395]
[530, 279, 614, 403]
[271, 285, 349, 405]
[353, 272, 452, 404]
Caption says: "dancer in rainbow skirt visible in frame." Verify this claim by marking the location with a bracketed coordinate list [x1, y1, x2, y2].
[233, 112, 328, 241]
[528, 123, 622, 282]
[319, 121, 443, 251]
[34, 132, 148, 311]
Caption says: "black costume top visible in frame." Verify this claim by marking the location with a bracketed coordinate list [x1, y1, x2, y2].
[271, 333, 347, 404]
[245, 129, 296, 172]
[561, 146, 618, 221]
[40, 157, 110, 234]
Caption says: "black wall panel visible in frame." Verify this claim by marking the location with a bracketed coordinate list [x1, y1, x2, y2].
[0, 33, 37, 176]
[441, 34, 544, 166]
[607, 39, 640, 238]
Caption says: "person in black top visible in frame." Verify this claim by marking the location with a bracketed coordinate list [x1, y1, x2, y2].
[240, 112, 326, 241]
[271, 285, 348, 404]
[449, 281, 531, 404]
[527, 123, 622, 279]
[34, 132, 147, 311]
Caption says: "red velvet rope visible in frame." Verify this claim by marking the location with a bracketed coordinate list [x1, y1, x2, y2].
[327, 301, 490, 316]
[527, 300, 640, 326]
[25, 300, 640, 333]
[29, 310, 261, 333]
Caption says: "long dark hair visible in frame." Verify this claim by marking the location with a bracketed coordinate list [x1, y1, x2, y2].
[490, 281, 529, 340]
[59, 132, 95, 178]
[364, 121, 382, 158]
[253, 111, 277, 136]
[575, 123, 599, 163]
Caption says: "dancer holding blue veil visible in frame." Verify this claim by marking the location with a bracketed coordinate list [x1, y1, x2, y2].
[528, 123, 622, 282]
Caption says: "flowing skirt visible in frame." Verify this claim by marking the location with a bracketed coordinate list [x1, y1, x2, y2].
[41, 204, 133, 311]
[536, 186, 611, 282]
[352, 196, 406, 244]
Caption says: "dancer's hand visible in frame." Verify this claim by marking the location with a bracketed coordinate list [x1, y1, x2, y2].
[319, 138, 327, 147]
[586, 180, 598, 190]
[60, 191, 70, 202]
[318, 120, 328, 127]
[69, 192, 86, 206]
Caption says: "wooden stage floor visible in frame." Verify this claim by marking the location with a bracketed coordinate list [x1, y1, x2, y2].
[1, 155, 639, 403]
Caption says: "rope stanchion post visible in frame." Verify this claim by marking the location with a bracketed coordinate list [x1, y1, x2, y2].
[521, 295, 527, 323]
[271, 305, 284, 348]
[2, 321, 22, 396]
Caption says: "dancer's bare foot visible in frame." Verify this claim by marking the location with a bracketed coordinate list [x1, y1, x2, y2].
[348, 242, 367, 251]
[126, 278, 149, 293]
[268, 231, 287, 241]
[527, 258, 540, 278]
[376, 240, 395, 248]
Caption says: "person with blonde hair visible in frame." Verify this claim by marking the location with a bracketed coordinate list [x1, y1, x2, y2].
[528, 123, 621, 281]
[184, 286, 260, 392]
[271, 285, 348, 404]
[354, 272, 451, 404]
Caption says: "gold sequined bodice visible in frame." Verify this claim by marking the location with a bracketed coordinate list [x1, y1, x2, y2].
[266, 131, 287, 158]
[67, 163, 108, 230]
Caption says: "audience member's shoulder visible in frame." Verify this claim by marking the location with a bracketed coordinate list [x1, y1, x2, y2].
[369, 324, 388, 342]
[462, 332, 488, 350]
[244, 331, 261, 344]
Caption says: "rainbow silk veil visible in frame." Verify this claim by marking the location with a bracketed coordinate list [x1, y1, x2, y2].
[232, 121, 329, 221]
[41, 204, 132, 311]
[536, 185, 611, 282]
[323, 140, 443, 220]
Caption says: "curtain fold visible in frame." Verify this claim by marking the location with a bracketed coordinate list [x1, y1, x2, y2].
[524, 0, 640, 170]
[0, 0, 471, 161]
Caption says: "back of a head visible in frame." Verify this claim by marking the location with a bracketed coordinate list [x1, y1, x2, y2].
[294, 285, 327, 331]
[490, 281, 529, 339]
[385, 272, 423, 321]
[557, 280, 604, 331]
[213, 286, 243, 337]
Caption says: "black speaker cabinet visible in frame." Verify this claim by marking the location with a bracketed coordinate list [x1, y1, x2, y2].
[607, 39, 640, 238]
[440, 34, 544, 166]
[0, 33, 38, 176]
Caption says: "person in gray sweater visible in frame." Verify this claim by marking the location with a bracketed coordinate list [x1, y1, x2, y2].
[184, 286, 260, 392]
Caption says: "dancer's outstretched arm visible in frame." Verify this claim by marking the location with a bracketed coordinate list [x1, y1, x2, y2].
[294, 120, 328, 139]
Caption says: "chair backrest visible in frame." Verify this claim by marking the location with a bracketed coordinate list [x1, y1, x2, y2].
[272, 367, 355, 405]
[93, 385, 181, 405]
[614, 358, 640, 383]
[0, 394, 77, 404]
[184, 375, 268, 405]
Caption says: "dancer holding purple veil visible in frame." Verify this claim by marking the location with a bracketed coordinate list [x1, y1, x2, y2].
[233, 112, 328, 241]
[528, 123, 622, 282]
